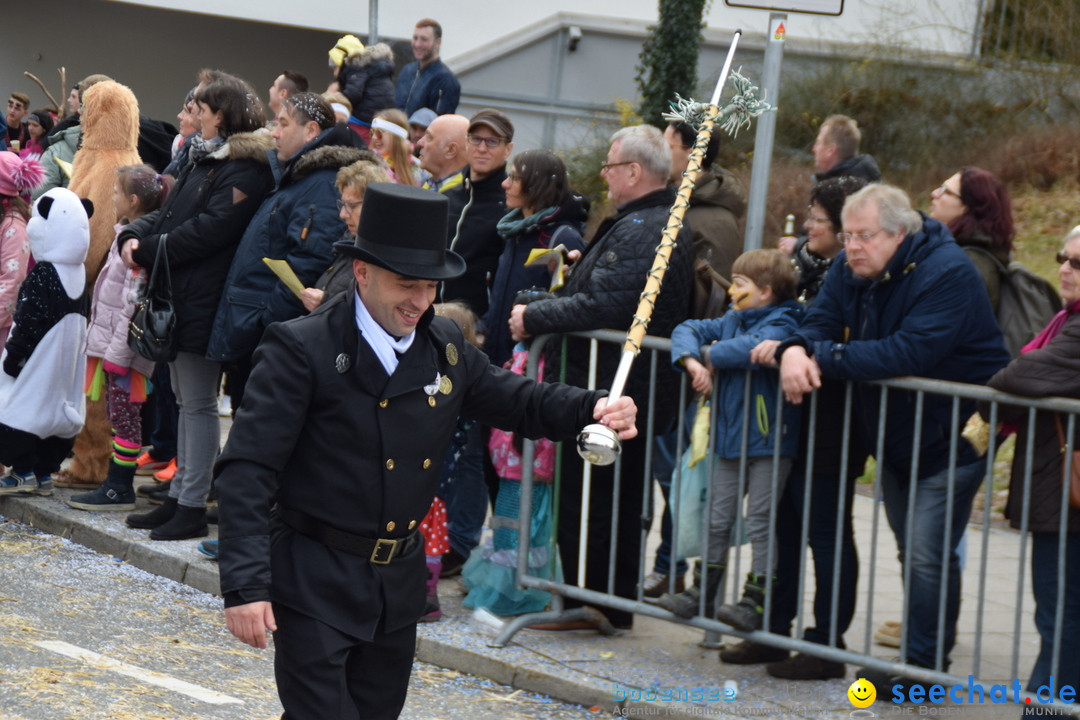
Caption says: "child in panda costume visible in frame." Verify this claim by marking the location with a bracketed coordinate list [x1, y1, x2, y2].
[0, 187, 92, 494]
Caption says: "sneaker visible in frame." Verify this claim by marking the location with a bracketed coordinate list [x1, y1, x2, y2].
[35, 476, 54, 496]
[716, 597, 763, 632]
[0, 470, 47, 495]
[197, 540, 219, 561]
[643, 571, 685, 599]
[68, 485, 137, 512]
[153, 458, 177, 482]
[135, 451, 172, 476]
[719, 639, 788, 665]
[767, 651, 846, 680]
[874, 620, 902, 648]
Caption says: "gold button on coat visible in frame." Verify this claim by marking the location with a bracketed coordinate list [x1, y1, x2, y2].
[422, 459, 432, 469]
[428, 397, 436, 407]
[379, 399, 388, 408]
[385, 459, 395, 470]
[386, 521, 396, 532]
[408, 520, 417, 530]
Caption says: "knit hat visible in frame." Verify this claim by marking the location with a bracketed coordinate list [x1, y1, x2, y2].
[329, 35, 365, 67]
[0, 152, 45, 198]
[408, 108, 438, 130]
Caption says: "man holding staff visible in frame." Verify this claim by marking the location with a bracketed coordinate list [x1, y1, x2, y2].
[510, 125, 694, 630]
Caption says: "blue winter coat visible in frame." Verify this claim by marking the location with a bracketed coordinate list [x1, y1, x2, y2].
[788, 213, 1009, 479]
[671, 301, 804, 459]
[394, 59, 460, 116]
[205, 134, 371, 363]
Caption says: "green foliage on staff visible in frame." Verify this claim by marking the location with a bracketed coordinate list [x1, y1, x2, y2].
[636, 0, 710, 129]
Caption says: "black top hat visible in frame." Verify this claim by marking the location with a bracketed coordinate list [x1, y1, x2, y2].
[336, 183, 466, 281]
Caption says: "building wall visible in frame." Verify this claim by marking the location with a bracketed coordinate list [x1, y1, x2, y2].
[2, 0, 350, 124]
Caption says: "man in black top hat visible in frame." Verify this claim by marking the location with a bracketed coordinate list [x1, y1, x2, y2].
[214, 183, 638, 720]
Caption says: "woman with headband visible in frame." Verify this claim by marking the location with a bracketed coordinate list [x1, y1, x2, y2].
[370, 109, 418, 186]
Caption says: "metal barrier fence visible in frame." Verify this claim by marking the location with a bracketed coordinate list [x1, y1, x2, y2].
[487, 329, 1080, 716]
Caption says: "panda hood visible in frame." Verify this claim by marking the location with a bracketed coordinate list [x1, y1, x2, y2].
[28, 188, 93, 299]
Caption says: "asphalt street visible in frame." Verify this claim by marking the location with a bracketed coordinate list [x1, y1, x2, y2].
[0, 517, 603, 720]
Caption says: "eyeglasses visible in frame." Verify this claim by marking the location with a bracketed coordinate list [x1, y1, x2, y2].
[467, 134, 506, 149]
[599, 160, 636, 174]
[805, 207, 832, 228]
[837, 228, 887, 246]
[336, 198, 363, 213]
[1057, 252, 1080, 270]
[505, 172, 522, 183]
[936, 183, 961, 200]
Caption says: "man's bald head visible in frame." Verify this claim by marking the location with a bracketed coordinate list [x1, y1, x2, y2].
[418, 114, 469, 179]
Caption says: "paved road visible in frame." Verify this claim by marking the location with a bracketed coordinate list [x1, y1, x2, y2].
[0, 518, 601, 720]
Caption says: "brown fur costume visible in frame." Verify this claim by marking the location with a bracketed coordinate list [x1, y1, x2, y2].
[57, 81, 142, 488]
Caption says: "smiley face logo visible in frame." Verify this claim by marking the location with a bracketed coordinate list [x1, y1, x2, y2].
[848, 678, 876, 708]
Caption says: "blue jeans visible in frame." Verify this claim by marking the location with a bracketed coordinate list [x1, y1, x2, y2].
[879, 459, 984, 669]
[1028, 531, 1080, 699]
[445, 423, 487, 557]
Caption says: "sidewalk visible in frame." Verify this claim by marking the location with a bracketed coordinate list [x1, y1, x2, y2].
[0, 475, 1037, 719]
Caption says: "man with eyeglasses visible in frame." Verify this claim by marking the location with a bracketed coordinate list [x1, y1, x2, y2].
[508, 124, 694, 631]
[440, 108, 513, 317]
[773, 183, 1008, 689]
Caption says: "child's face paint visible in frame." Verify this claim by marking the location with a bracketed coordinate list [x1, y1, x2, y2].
[730, 274, 771, 311]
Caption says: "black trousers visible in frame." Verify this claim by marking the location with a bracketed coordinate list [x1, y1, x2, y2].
[0, 424, 74, 476]
[272, 603, 416, 720]
[556, 434, 648, 629]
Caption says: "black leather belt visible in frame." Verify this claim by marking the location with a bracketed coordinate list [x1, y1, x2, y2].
[275, 505, 419, 564]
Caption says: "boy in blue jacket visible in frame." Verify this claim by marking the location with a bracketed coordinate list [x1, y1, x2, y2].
[659, 249, 802, 631]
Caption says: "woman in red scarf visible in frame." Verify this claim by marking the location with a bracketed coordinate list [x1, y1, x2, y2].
[987, 224, 1080, 711]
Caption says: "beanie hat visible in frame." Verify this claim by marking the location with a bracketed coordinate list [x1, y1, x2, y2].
[329, 35, 365, 67]
[0, 152, 45, 198]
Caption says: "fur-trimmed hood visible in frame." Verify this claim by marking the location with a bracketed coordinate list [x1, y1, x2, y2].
[289, 144, 373, 183]
[79, 81, 138, 152]
[345, 42, 394, 70]
[208, 128, 276, 164]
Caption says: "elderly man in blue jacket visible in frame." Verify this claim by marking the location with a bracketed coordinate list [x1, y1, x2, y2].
[772, 183, 1009, 687]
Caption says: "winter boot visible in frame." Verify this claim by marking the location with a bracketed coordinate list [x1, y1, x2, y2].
[127, 496, 178, 529]
[419, 557, 442, 622]
[716, 573, 769, 632]
[69, 460, 137, 512]
[150, 505, 209, 541]
[657, 562, 724, 619]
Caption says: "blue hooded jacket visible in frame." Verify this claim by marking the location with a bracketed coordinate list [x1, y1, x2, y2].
[671, 300, 804, 459]
[788, 213, 1009, 479]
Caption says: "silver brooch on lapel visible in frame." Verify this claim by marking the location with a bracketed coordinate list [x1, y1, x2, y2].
[424, 373, 441, 396]
[335, 353, 352, 374]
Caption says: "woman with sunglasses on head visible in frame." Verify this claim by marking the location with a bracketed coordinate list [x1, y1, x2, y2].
[929, 167, 1014, 312]
[369, 109, 417, 186]
[986, 224, 1080, 713]
[482, 149, 588, 368]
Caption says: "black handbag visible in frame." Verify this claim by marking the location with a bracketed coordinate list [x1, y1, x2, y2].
[128, 235, 177, 362]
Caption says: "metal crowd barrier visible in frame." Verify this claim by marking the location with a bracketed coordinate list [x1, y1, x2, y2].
[484, 329, 1080, 717]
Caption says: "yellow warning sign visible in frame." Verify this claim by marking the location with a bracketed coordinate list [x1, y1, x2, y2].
[774, 22, 787, 40]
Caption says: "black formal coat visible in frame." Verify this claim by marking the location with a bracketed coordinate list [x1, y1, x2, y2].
[215, 289, 602, 639]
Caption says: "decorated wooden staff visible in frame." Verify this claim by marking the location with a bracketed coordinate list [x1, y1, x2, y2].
[577, 29, 772, 465]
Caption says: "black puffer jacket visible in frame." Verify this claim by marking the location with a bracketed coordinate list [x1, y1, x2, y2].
[989, 312, 1080, 534]
[119, 130, 275, 355]
[442, 166, 508, 318]
[340, 43, 396, 125]
[523, 186, 693, 416]
[813, 154, 882, 183]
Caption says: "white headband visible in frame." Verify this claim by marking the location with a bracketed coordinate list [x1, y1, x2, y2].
[372, 116, 408, 140]
[330, 103, 349, 117]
